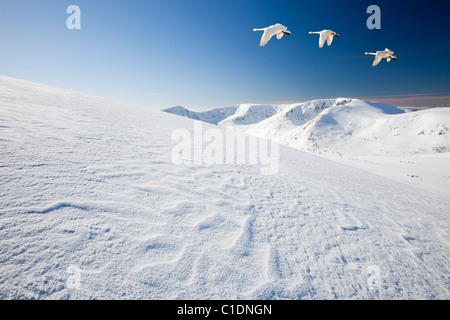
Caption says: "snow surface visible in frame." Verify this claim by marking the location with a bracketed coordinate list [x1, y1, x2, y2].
[1, 75, 450, 300]
[165, 99, 450, 197]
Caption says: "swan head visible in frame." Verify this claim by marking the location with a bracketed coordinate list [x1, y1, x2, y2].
[330, 30, 340, 37]
[283, 30, 291, 36]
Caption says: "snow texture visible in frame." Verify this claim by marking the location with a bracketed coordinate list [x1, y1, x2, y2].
[1, 75, 449, 300]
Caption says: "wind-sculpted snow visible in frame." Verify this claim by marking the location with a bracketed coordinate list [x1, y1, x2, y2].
[1, 75, 449, 299]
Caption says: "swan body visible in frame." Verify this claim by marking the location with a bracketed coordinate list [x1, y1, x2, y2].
[365, 48, 398, 66]
[308, 30, 340, 48]
[252, 23, 291, 47]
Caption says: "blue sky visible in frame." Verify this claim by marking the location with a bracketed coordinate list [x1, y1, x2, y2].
[0, 0, 449, 109]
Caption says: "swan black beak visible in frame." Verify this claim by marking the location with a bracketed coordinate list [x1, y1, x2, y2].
[283, 31, 291, 36]
[335, 34, 341, 37]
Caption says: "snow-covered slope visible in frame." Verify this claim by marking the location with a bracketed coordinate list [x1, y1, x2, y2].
[165, 99, 450, 196]
[281, 100, 449, 156]
[1, 75, 450, 300]
[219, 104, 281, 126]
[167, 98, 450, 157]
[163, 105, 237, 125]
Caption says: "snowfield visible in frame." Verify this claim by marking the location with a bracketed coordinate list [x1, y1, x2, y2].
[1, 75, 450, 300]
[165, 99, 450, 197]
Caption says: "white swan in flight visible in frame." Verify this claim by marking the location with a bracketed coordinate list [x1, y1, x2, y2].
[308, 30, 340, 48]
[252, 23, 291, 47]
[365, 48, 398, 66]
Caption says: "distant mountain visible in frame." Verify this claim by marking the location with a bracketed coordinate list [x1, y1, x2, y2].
[163, 105, 237, 125]
[164, 98, 450, 157]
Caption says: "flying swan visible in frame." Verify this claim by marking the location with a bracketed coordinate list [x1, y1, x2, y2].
[365, 48, 398, 66]
[252, 23, 291, 47]
[308, 30, 340, 48]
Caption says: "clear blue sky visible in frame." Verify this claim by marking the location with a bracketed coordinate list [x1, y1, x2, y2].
[0, 0, 449, 109]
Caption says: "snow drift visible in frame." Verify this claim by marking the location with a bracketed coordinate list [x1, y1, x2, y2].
[1, 75, 450, 300]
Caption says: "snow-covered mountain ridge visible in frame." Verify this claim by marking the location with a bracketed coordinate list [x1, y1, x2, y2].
[164, 98, 450, 157]
[164, 98, 450, 197]
[163, 105, 238, 125]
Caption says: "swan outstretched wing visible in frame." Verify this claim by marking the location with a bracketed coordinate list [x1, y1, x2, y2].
[319, 32, 327, 48]
[327, 34, 334, 46]
[372, 52, 384, 66]
[260, 30, 274, 47]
